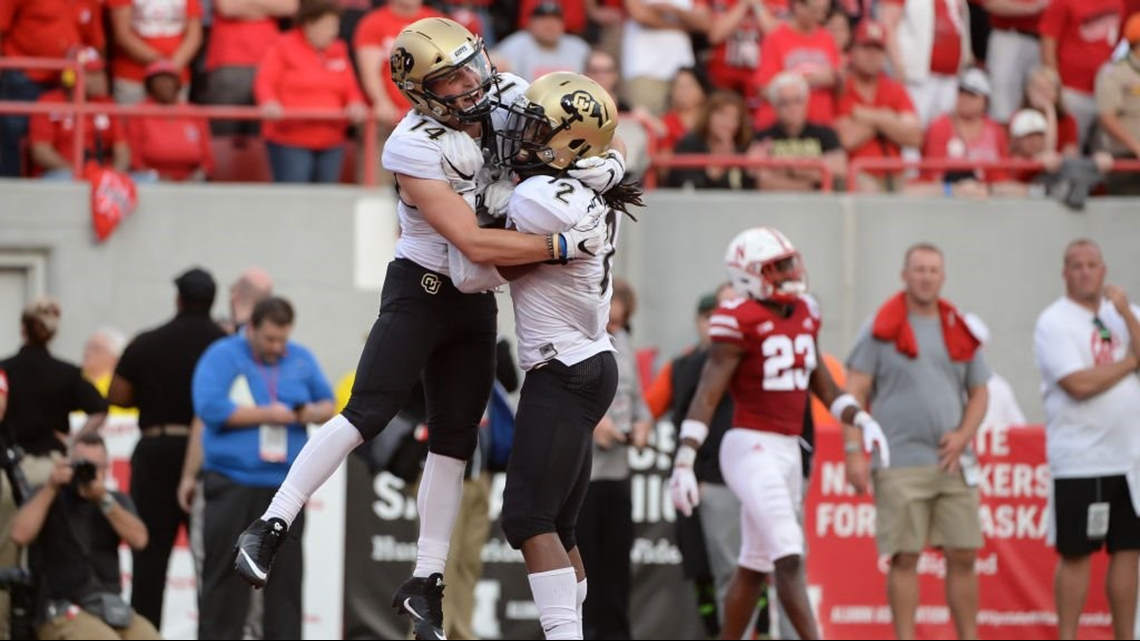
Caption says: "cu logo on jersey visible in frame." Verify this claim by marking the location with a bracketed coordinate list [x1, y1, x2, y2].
[561, 90, 606, 128]
[421, 273, 441, 295]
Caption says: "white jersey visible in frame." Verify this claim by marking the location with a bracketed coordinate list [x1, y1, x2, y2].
[380, 73, 529, 275]
[507, 176, 617, 371]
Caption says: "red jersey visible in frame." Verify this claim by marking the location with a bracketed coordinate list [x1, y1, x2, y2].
[353, 6, 442, 112]
[1038, 0, 1123, 93]
[127, 99, 213, 180]
[922, 114, 1011, 182]
[107, 0, 203, 83]
[29, 91, 124, 172]
[0, 0, 105, 82]
[709, 296, 821, 436]
[837, 73, 916, 168]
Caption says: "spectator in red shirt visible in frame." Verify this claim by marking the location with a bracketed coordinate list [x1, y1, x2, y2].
[255, 0, 367, 183]
[127, 61, 213, 181]
[1039, 0, 1124, 148]
[836, 21, 922, 192]
[354, 0, 441, 129]
[706, 0, 782, 97]
[983, 0, 1049, 122]
[29, 48, 131, 179]
[910, 67, 1019, 196]
[108, 0, 204, 105]
[0, 0, 105, 176]
[1020, 65, 1081, 157]
[753, 0, 840, 129]
[203, 0, 298, 135]
[656, 68, 709, 154]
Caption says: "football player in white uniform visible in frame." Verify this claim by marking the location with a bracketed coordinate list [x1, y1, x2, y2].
[232, 19, 624, 641]
[491, 72, 642, 641]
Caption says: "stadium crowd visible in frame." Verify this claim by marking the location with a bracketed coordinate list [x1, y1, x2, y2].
[1, 0, 1139, 193]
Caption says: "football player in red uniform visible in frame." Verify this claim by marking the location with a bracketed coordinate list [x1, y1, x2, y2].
[670, 227, 889, 640]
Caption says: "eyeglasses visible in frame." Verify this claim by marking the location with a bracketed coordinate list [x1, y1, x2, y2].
[1093, 317, 1113, 342]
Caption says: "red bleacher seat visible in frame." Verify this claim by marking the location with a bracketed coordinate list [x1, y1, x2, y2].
[210, 135, 272, 183]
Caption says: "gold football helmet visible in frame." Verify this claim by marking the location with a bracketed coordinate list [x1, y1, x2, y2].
[389, 18, 495, 123]
[499, 72, 618, 171]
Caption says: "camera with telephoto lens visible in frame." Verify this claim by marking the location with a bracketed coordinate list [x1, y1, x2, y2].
[71, 459, 97, 488]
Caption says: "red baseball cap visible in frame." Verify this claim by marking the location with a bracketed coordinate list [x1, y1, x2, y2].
[853, 20, 887, 48]
[145, 60, 181, 80]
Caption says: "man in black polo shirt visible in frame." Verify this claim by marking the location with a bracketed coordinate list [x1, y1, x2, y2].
[108, 267, 226, 628]
[0, 296, 109, 637]
[753, 71, 847, 192]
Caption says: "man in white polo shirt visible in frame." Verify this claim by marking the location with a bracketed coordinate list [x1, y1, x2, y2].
[1034, 238, 1140, 641]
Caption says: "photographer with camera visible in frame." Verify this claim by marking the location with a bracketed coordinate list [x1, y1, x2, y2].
[10, 433, 158, 640]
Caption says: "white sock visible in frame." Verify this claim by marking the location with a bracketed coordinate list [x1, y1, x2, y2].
[576, 578, 587, 638]
[529, 567, 580, 640]
[262, 414, 364, 526]
[413, 452, 465, 578]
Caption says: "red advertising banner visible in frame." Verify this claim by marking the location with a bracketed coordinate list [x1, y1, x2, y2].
[806, 423, 1114, 640]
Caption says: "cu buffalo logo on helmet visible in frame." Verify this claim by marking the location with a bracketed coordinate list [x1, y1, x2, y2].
[390, 47, 414, 83]
[561, 90, 606, 128]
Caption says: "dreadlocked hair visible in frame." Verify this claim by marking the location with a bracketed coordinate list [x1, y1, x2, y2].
[602, 180, 643, 222]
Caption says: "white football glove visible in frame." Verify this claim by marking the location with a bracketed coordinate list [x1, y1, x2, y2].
[670, 445, 700, 517]
[555, 203, 608, 262]
[568, 150, 625, 193]
[854, 411, 891, 467]
[481, 178, 514, 220]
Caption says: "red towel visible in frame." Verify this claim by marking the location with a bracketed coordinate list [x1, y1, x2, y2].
[872, 292, 980, 362]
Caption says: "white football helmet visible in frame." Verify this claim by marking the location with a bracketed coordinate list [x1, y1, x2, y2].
[724, 227, 807, 302]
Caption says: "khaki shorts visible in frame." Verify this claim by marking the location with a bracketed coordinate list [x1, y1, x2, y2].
[873, 464, 983, 557]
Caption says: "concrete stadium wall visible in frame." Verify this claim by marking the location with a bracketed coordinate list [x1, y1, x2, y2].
[1, 180, 1137, 421]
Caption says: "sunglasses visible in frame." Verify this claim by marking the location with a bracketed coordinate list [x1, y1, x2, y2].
[1093, 317, 1113, 342]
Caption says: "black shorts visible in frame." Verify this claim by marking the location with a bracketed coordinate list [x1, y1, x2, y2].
[342, 258, 498, 460]
[1054, 475, 1140, 557]
[500, 352, 619, 550]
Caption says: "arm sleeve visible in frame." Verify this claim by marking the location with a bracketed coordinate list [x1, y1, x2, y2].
[192, 344, 239, 428]
[644, 360, 674, 420]
[73, 371, 109, 415]
[381, 121, 449, 180]
[302, 348, 335, 403]
[1034, 312, 1086, 384]
[253, 43, 283, 104]
[113, 340, 141, 385]
[965, 348, 993, 389]
[845, 323, 879, 376]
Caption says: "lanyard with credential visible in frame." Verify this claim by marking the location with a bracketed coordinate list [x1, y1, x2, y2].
[256, 362, 279, 403]
[255, 359, 288, 463]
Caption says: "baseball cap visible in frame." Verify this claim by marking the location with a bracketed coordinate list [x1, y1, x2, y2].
[174, 267, 217, 307]
[1125, 12, 1140, 45]
[958, 67, 992, 98]
[852, 21, 887, 48]
[1009, 109, 1048, 138]
[145, 60, 180, 81]
[22, 296, 61, 335]
[697, 294, 719, 315]
[531, 2, 563, 18]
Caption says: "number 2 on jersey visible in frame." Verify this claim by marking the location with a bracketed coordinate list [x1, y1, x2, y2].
[762, 334, 816, 391]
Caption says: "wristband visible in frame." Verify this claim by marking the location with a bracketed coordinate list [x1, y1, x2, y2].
[558, 235, 568, 263]
[829, 393, 860, 423]
[679, 419, 709, 448]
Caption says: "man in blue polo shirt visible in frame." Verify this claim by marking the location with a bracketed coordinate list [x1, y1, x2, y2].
[191, 296, 335, 640]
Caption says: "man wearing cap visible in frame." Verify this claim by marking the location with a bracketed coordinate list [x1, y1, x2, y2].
[493, 3, 591, 82]
[27, 48, 131, 179]
[1008, 108, 1063, 184]
[1096, 12, 1140, 195]
[914, 67, 1015, 193]
[127, 61, 213, 181]
[0, 296, 109, 638]
[108, 267, 227, 628]
[0, 0, 105, 176]
[836, 20, 922, 192]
